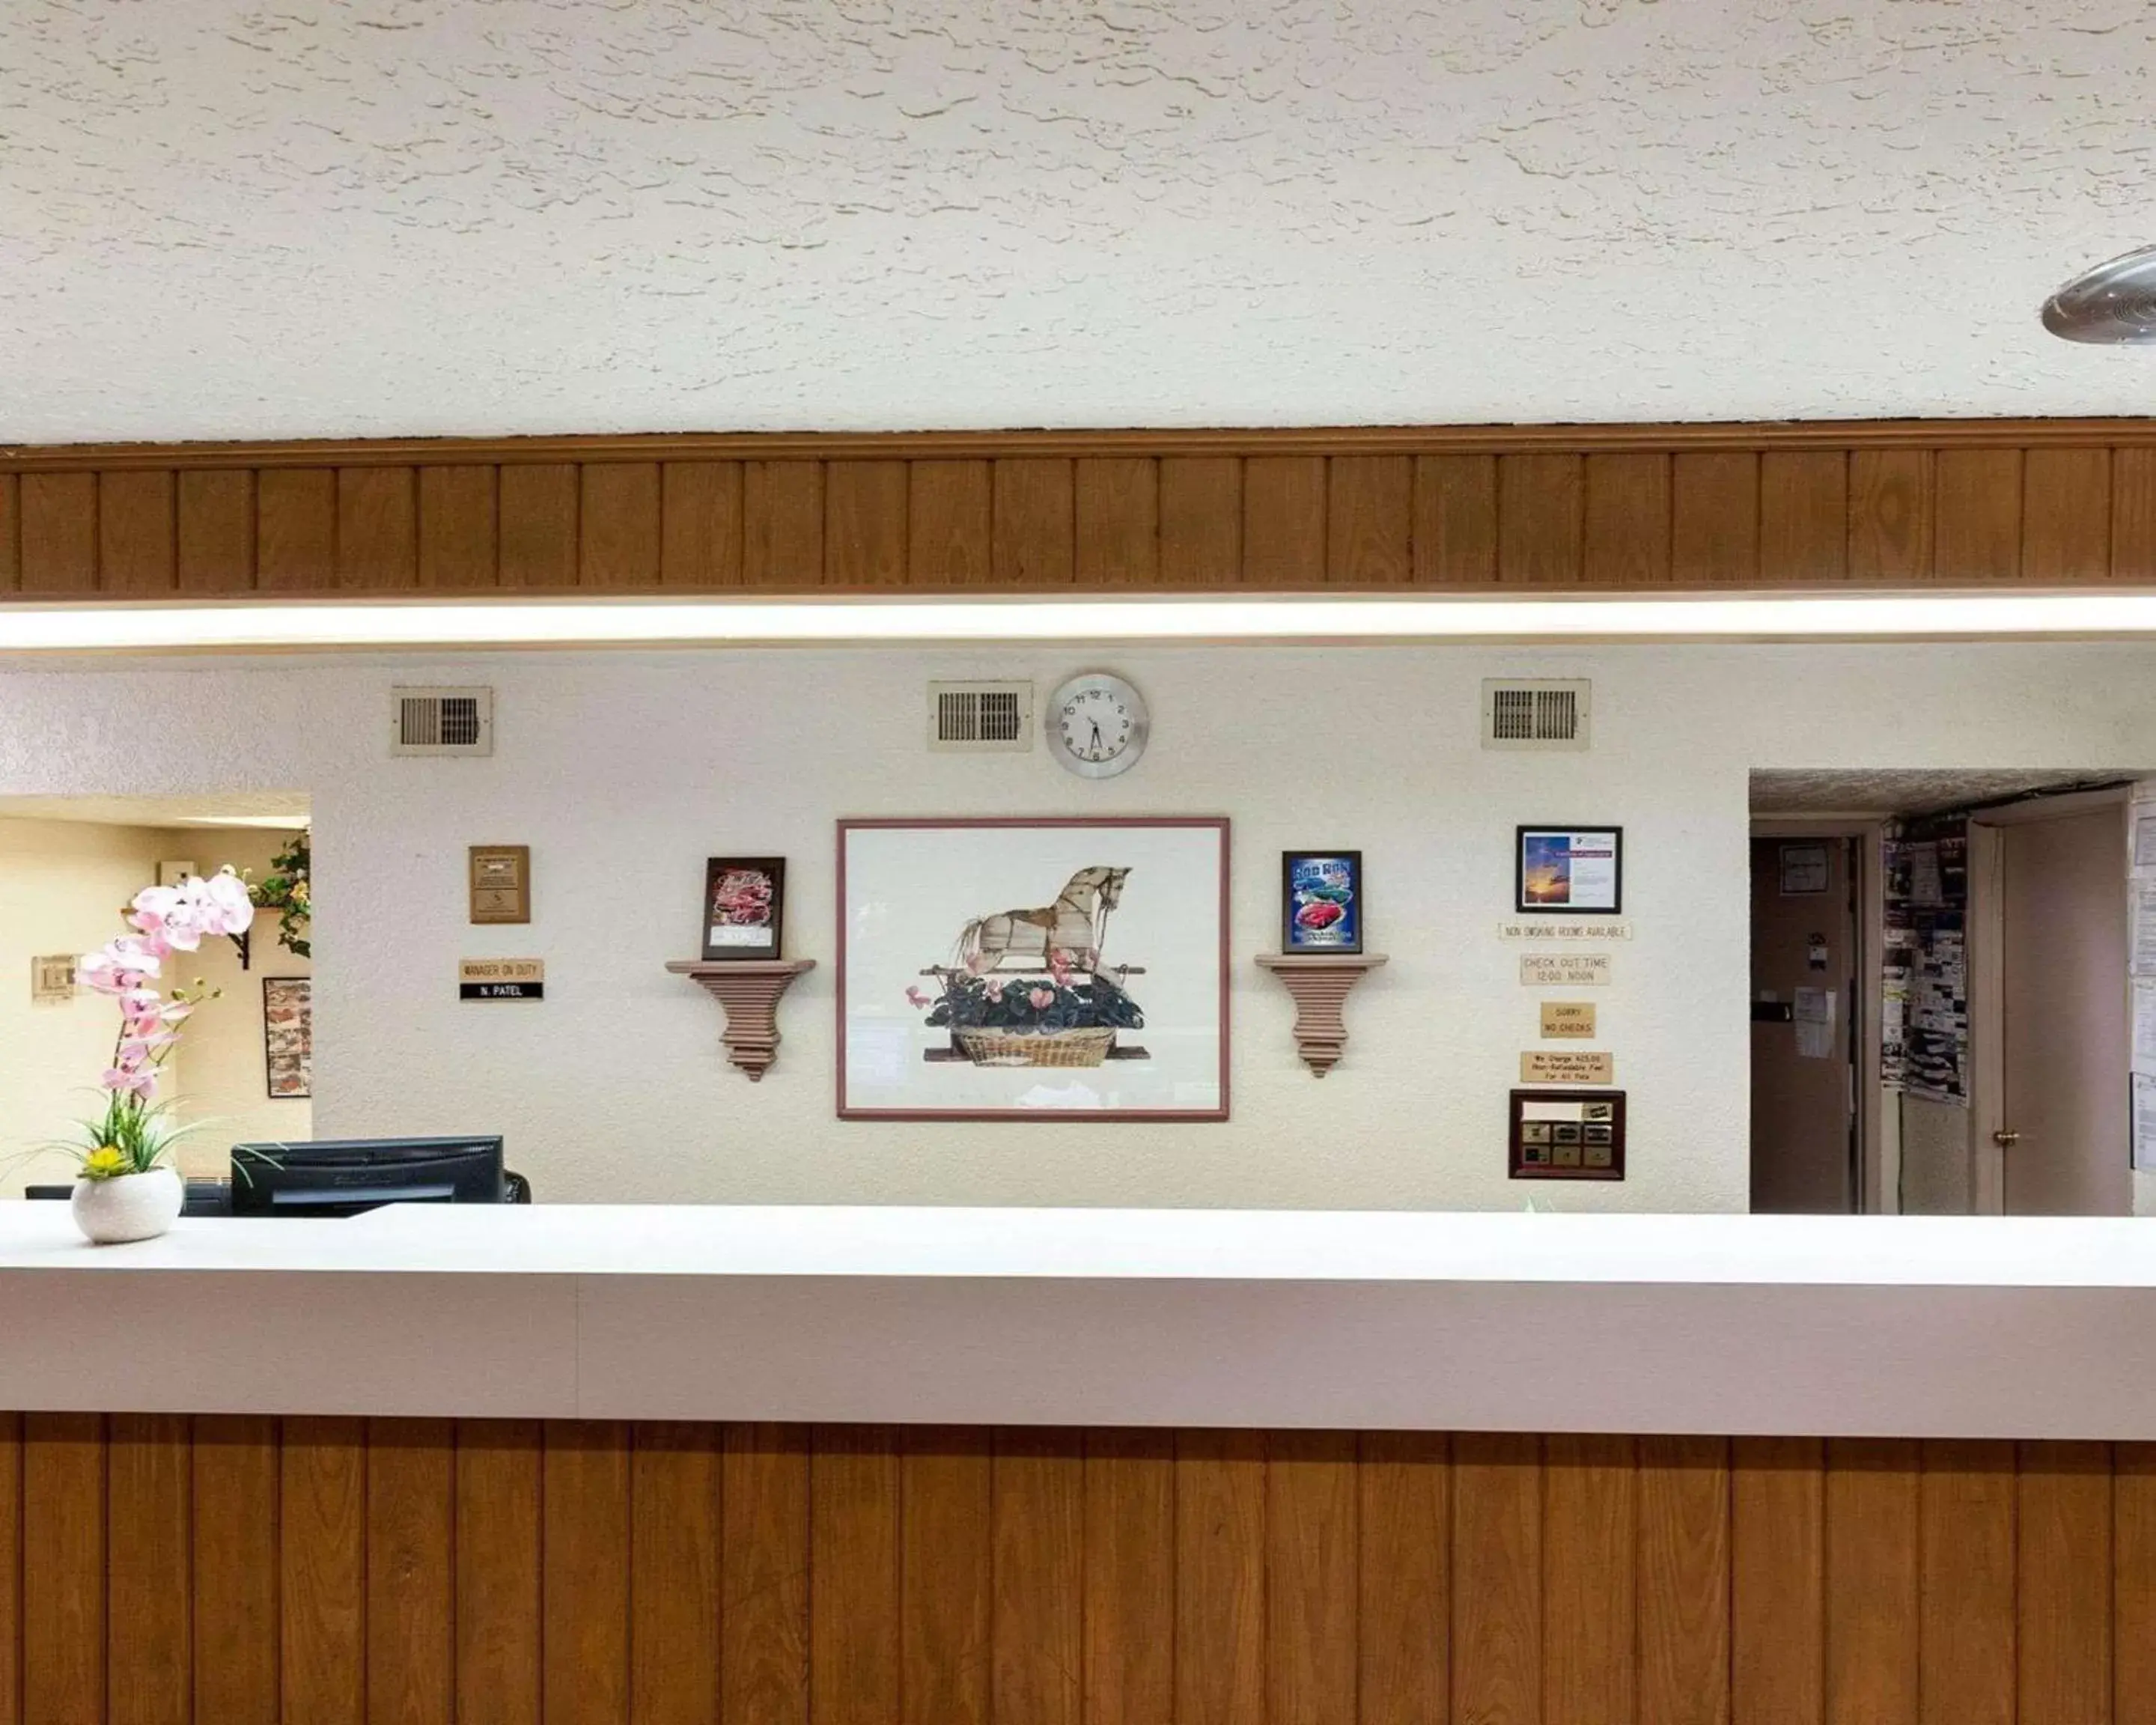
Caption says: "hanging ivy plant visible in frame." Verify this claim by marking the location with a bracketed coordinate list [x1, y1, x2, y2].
[249, 830, 311, 958]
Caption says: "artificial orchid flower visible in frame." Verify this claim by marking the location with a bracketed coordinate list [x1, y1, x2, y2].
[100, 1066, 156, 1098]
[79, 937, 163, 994]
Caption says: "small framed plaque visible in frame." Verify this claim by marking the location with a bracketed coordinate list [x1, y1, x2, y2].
[1516, 826, 1623, 914]
[703, 858, 785, 961]
[469, 845, 532, 925]
[1281, 851, 1362, 954]
[30, 954, 76, 1006]
[1511, 1087, 1625, 1181]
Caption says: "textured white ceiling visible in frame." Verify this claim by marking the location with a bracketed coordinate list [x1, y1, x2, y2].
[1750, 768, 2125, 816]
[6, 1, 2155, 443]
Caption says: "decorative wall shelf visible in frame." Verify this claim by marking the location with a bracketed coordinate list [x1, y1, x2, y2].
[666, 959, 817, 1082]
[1254, 954, 1389, 1078]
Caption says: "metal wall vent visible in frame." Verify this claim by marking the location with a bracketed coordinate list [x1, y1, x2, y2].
[1482, 679, 1590, 750]
[928, 681, 1032, 751]
[391, 687, 494, 756]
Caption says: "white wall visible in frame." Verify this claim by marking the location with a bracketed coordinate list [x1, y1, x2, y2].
[4, 641, 2156, 1212]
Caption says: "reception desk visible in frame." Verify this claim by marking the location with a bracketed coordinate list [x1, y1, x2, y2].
[1, 1204, 2152, 1721]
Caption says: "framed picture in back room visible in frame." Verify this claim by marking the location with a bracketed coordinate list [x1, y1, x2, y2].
[262, 976, 313, 1100]
[837, 817, 1229, 1122]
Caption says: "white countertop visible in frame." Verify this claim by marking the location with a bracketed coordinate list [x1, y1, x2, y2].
[3, 1203, 2154, 1436]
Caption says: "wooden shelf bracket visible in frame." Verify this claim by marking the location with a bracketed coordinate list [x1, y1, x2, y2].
[1253, 954, 1389, 1078]
[665, 958, 817, 1082]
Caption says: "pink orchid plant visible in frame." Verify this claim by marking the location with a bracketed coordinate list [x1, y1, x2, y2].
[61, 869, 255, 1181]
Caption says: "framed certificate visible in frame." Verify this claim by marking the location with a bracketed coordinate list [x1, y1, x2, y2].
[1516, 826, 1623, 914]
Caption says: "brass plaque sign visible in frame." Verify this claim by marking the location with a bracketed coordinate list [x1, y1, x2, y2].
[1540, 1003, 1597, 1038]
[1520, 1050, 1613, 1084]
[1520, 952, 1612, 987]
[459, 958, 544, 1001]
[469, 845, 531, 925]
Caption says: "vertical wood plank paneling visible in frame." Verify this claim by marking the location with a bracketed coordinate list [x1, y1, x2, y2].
[993, 457, 1076, 585]
[1848, 451, 1933, 582]
[96, 469, 175, 594]
[2110, 448, 2156, 583]
[993, 1429, 1083, 1725]
[18, 472, 98, 593]
[1824, 1439, 1918, 1725]
[255, 468, 336, 592]
[106, 1414, 189, 1725]
[337, 466, 418, 590]
[416, 466, 498, 588]
[1327, 454, 1413, 584]
[579, 463, 663, 588]
[496, 463, 580, 588]
[1241, 455, 1327, 585]
[1637, 1435, 1730, 1725]
[721, 1424, 809, 1725]
[22, 1414, 103, 1725]
[543, 1421, 631, 1725]
[1732, 1437, 1823, 1725]
[1452, 1432, 1541, 1725]
[909, 460, 994, 586]
[1582, 452, 1671, 586]
[366, 1418, 453, 1725]
[1672, 451, 1761, 585]
[811, 1426, 902, 1725]
[192, 1416, 278, 1725]
[1413, 454, 1498, 585]
[1541, 1434, 1633, 1725]
[1074, 457, 1159, 585]
[1267, 1430, 1358, 1725]
[1760, 451, 1849, 585]
[1157, 457, 1243, 585]
[176, 469, 255, 591]
[661, 461, 745, 586]
[1175, 1429, 1265, 1725]
[743, 460, 825, 585]
[1497, 454, 1584, 585]
[282, 1416, 365, 1725]
[902, 1429, 993, 1725]
[1934, 448, 2023, 583]
[2118, 1444, 2156, 1725]
[1919, 1440, 2015, 1725]
[2018, 1441, 2112, 1725]
[631, 1423, 721, 1725]
[1359, 1432, 1449, 1725]
[454, 1420, 542, 1725]
[0, 474, 18, 591]
[1082, 1430, 1174, 1725]
[824, 460, 911, 587]
[0, 1413, 19, 1725]
[2021, 448, 2112, 582]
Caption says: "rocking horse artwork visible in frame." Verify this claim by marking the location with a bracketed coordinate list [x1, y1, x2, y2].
[838, 818, 1230, 1121]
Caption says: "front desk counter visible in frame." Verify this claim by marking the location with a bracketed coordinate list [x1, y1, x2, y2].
[1, 1203, 2152, 1718]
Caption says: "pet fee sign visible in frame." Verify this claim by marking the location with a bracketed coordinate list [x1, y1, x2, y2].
[1520, 1049, 1613, 1083]
[459, 958, 545, 1001]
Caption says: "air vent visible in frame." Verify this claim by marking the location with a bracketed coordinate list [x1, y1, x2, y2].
[1482, 679, 1590, 750]
[928, 681, 1032, 751]
[391, 687, 493, 757]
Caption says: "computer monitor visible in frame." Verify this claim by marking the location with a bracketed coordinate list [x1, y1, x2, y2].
[228, 1136, 505, 1217]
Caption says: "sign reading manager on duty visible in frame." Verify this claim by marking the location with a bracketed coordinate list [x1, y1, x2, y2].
[460, 958, 545, 1001]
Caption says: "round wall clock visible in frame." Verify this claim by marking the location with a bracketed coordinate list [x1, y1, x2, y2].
[1046, 672, 1149, 779]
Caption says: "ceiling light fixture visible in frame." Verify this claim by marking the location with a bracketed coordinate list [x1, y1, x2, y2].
[2042, 246, 2156, 344]
[10, 592, 2156, 653]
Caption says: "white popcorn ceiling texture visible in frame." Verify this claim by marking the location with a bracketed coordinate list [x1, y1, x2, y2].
[5, 0, 2154, 443]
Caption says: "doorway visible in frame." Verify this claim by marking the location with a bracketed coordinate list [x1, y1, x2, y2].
[1973, 794, 2132, 1217]
[1749, 832, 1861, 1212]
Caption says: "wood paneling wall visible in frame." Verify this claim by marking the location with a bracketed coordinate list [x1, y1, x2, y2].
[1, 1414, 2153, 1724]
[4, 424, 2155, 597]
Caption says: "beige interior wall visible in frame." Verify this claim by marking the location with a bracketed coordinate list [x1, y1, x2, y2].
[0, 819, 311, 1195]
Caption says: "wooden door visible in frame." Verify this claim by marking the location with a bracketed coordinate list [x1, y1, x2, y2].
[1750, 835, 1857, 1212]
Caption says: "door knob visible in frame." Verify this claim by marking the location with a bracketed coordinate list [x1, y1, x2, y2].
[1992, 1129, 2022, 1148]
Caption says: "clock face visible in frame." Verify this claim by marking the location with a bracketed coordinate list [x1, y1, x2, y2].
[1048, 674, 1148, 779]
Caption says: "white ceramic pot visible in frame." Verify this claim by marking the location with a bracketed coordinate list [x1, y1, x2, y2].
[71, 1166, 183, 1245]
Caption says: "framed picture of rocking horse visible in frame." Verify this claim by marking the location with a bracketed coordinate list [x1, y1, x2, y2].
[836, 817, 1231, 1121]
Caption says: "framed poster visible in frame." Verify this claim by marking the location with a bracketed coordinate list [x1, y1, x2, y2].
[1516, 825, 1624, 914]
[702, 857, 785, 961]
[262, 976, 313, 1099]
[1282, 851, 1363, 954]
[838, 817, 1229, 1120]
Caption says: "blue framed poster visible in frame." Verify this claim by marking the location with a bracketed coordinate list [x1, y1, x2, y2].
[1282, 851, 1363, 954]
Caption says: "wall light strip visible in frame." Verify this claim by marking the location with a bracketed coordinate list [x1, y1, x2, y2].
[9, 591, 2156, 652]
